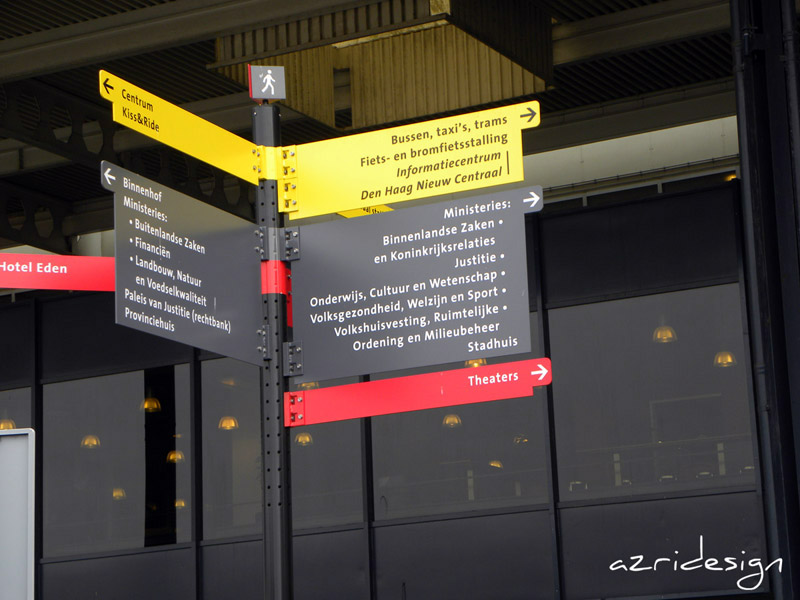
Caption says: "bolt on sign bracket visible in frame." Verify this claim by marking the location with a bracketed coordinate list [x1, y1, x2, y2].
[268, 145, 297, 212]
[283, 341, 304, 377]
[287, 392, 304, 424]
[256, 325, 270, 361]
[281, 227, 300, 261]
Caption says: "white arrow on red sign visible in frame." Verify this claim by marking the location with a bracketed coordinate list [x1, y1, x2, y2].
[531, 363, 549, 381]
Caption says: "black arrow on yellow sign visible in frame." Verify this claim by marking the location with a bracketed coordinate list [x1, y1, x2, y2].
[520, 106, 537, 122]
[103, 78, 114, 94]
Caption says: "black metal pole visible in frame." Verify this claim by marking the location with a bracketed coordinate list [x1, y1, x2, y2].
[253, 103, 293, 600]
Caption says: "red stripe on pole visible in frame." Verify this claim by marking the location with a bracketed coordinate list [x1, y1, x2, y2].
[0, 254, 115, 291]
[284, 357, 552, 426]
[261, 260, 292, 327]
[261, 260, 290, 295]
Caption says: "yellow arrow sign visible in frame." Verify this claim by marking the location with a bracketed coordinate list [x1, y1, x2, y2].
[99, 70, 269, 185]
[277, 101, 540, 220]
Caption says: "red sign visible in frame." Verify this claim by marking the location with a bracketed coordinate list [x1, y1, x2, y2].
[0, 254, 114, 291]
[284, 357, 551, 426]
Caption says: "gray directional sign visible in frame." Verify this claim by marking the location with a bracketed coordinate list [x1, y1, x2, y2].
[248, 65, 286, 100]
[290, 186, 543, 382]
[102, 161, 264, 365]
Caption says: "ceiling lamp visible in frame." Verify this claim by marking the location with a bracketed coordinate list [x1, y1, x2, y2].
[218, 416, 239, 430]
[174, 498, 187, 509]
[166, 450, 185, 463]
[112, 488, 127, 501]
[465, 358, 487, 368]
[0, 418, 16, 430]
[220, 378, 236, 387]
[442, 413, 462, 429]
[80, 434, 101, 449]
[652, 325, 677, 343]
[489, 460, 504, 469]
[294, 431, 313, 446]
[512, 434, 529, 445]
[140, 394, 162, 413]
[714, 351, 737, 368]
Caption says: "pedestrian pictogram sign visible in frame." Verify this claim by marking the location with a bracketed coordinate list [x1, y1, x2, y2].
[248, 65, 287, 101]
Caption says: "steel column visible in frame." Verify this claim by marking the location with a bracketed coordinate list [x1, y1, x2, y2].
[253, 103, 293, 600]
[732, 0, 800, 596]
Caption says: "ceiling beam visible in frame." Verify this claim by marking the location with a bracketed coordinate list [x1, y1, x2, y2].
[0, 79, 116, 170]
[0, 92, 315, 177]
[524, 80, 736, 154]
[0, 0, 366, 82]
[553, 0, 729, 65]
[0, 180, 71, 253]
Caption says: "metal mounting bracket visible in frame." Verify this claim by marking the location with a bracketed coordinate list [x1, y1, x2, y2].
[256, 325, 270, 361]
[287, 392, 304, 424]
[281, 227, 300, 261]
[258, 226, 299, 261]
[283, 341, 304, 376]
[278, 146, 298, 213]
[255, 226, 269, 260]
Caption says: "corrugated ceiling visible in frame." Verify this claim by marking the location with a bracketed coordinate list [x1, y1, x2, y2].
[0, 0, 176, 40]
[42, 41, 244, 106]
[539, 33, 732, 113]
[536, 0, 670, 23]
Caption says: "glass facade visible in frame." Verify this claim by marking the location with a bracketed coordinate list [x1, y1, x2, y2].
[0, 387, 31, 430]
[0, 182, 770, 599]
[201, 358, 262, 540]
[290, 419, 363, 529]
[550, 284, 755, 500]
[43, 366, 192, 557]
[371, 316, 547, 519]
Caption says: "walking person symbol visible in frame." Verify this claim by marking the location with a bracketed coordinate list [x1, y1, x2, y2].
[261, 69, 276, 95]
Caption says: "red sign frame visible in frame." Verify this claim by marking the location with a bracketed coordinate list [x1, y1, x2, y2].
[284, 357, 551, 426]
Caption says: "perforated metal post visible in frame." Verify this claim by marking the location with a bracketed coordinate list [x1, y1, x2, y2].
[253, 103, 293, 600]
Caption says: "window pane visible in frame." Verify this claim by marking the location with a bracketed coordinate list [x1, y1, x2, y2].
[41, 294, 192, 381]
[374, 511, 555, 599]
[541, 186, 738, 306]
[0, 304, 32, 387]
[550, 284, 756, 500]
[202, 358, 262, 540]
[44, 366, 191, 557]
[291, 419, 363, 530]
[372, 315, 547, 519]
[0, 387, 31, 429]
[560, 492, 765, 599]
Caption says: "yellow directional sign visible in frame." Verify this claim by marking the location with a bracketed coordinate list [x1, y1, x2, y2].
[99, 70, 268, 185]
[337, 205, 393, 218]
[276, 101, 540, 220]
